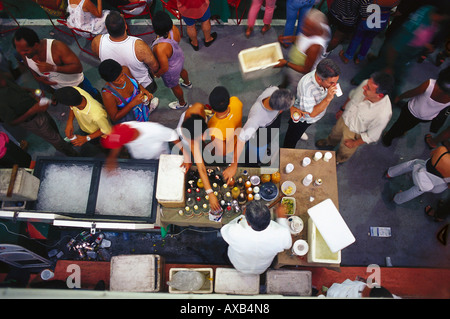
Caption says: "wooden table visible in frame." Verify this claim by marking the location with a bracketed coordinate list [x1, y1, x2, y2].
[159, 166, 279, 229]
[274, 148, 340, 269]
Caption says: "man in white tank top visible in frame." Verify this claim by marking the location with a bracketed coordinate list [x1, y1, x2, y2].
[91, 11, 160, 108]
[12, 27, 101, 102]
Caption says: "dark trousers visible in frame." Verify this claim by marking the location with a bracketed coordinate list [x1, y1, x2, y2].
[383, 105, 428, 145]
[283, 119, 311, 148]
[0, 140, 32, 168]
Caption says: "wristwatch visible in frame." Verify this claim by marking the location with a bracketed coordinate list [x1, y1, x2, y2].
[86, 135, 91, 142]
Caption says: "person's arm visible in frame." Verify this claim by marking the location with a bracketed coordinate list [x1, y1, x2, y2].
[191, 139, 220, 211]
[279, 44, 322, 74]
[335, 98, 350, 119]
[222, 136, 245, 183]
[65, 108, 76, 138]
[91, 35, 101, 57]
[82, 0, 103, 18]
[72, 129, 104, 146]
[152, 42, 171, 78]
[36, 40, 83, 75]
[394, 80, 430, 103]
[308, 84, 338, 118]
[135, 39, 160, 74]
[104, 147, 122, 172]
[10, 100, 50, 125]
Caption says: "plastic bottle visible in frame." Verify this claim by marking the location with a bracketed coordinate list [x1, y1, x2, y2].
[302, 174, 313, 186]
[231, 186, 240, 199]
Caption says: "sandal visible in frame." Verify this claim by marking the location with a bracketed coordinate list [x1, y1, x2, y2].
[261, 24, 271, 34]
[189, 38, 199, 51]
[245, 26, 253, 38]
[424, 134, 437, 149]
[339, 50, 349, 64]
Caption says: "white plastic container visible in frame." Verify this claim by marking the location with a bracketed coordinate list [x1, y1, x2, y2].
[214, 268, 259, 295]
[110, 254, 163, 292]
[238, 42, 283, 80]
[307, 218, 341, 264]
[307, 198, 355, 253]
[0, 168, 40, 201]
[168, 268, 213, 294]
[155, 154, 185, 207]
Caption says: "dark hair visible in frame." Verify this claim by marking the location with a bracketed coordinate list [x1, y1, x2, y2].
[12, 27, 40, 48]
[371, 72, 394, 96]
[437, 66, 450, 95]
[209, 86, 230, 113]
[269, 88, 295, 111]
[54, 87, 83, 106]
[369, 286, 393, 298]
[152, 11, 174, 37]
[105, 11, 126, 38]
[316, 58, 340, 80]
[245, 201, 271, 231]
[181, 114, 207, 141]
[98, 59, 123, 82]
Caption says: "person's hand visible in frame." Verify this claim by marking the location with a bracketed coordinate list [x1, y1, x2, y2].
[343, 139, 357, 149]
[208, 192, 221, 211]
[274, 59, 288, 68]
[71, 135, 88, 147]
[37, 75, 58, 86]
[335, 108, 344, 120]
[290, 106, 306, 121]
[131, 91, 145, 107]
[65, 125, 74, 139]
[36, 61, 56, 73]
[180, 162, 192, 174]
[222, 165, 237, 184]
[276, 204, 288, 218]
[326, 84, 338, 101]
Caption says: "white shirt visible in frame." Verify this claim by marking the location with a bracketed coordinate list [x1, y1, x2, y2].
[326, 279, 368, 298]
[342, 79, 392, 144]
[294, 70, 328, 124]
[124, 121, 179, 160]
[238, 86, 280, 142]
[220, 215, 292, 275]
[408, 79, 449, 120]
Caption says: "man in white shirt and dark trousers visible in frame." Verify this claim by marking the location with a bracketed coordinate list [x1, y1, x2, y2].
[220, 201, 292, 275]
[315, 72, 394, 163]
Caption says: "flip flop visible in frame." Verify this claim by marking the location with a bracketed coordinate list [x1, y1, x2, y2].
[424, 134, 437, 149]
[189, 38, 199, 51]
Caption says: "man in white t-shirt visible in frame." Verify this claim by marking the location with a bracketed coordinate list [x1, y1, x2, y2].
[101, 121, 182, 171]
[220, 201, 292, 275]
[222, 87, 294, 183]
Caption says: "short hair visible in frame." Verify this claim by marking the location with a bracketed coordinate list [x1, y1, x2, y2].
[12, 27, 40, 48]
[305, 8, 328, 25]
[181, 114, 207, 140]
[316, 58, 340, 80]
[152, 11, 174, 37]
[437, 66, 450, 95]
[269, 88, 295, 111]
[98, 59, 123, 82]
[209, 86, 230, 113]
[369, 286, 393, 298]
[105, 11, 126, 38]
[245, 201, 271, 231]
[370, 72, 394, 96]
[54, 87, 83, 106]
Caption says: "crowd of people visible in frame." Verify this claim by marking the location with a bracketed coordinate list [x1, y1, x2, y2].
[1, 0, 449, 286]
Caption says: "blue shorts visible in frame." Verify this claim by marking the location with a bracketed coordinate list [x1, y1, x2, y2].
[182, 7, 211, 26]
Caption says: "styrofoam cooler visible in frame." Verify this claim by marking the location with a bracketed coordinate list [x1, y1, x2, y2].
[214, 267, 260, 295]
[110, 254, 163, 292]
[0, 168, 40, 201]
[307, 218, 341, 264]
[238, 42, 283, 80]
[155, 154, 185, 207]
[307, 199, 355, 264]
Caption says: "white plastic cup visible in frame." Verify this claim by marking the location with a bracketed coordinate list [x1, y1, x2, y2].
[302, 157, 311, 167]
[323, 152, 333, 162]
[285, 163, 294, 174]
[335, 83, 343, 97]
[302, 174, 313, 186]
[313, 151, 323, 161]
[40, 269, 54, 280]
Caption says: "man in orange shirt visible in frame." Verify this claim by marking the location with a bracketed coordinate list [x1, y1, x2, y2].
[206, 86, 243, 164]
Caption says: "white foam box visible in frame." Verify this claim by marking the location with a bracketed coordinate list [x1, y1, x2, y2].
[266, 270, 312, 296]
[110, 254, 163, 292]
[155, 154, 185, 207]
[0, 168, 40, 201]
[238, 42, 283, 80]
[307, 198, 355, 253]
[214, 267, 260, 295]
[307, 218, 341, 264]
[168, 268, 214, 294]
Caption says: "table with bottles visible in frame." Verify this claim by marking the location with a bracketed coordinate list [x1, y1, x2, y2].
[274, 148, 340, 269]
[158, 166, 280, 229]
